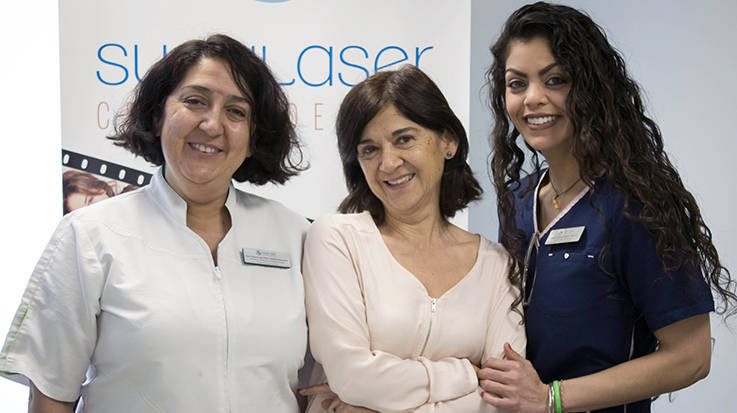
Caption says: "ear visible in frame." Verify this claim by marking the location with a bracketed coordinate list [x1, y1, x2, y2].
[154, 115, 163, 137]
[245, 125, 256, 159]
[440, 130, 459, 159]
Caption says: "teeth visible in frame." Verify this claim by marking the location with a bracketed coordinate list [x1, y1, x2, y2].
[386, 174, 413, 185]
[191, 143, 219, 153]
[527, 115, 555, 125]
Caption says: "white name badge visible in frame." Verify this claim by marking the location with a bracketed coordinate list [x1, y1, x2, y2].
[545, 226, 585, 245]
[241, 248, 291, 269]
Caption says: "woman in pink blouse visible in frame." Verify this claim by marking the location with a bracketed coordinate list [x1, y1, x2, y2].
[301, 65, 525, 413]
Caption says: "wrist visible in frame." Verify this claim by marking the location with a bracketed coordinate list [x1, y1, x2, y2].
[540, 381, 551, 413]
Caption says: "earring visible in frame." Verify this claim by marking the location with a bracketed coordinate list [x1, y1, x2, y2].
[445, 151, 454, 159]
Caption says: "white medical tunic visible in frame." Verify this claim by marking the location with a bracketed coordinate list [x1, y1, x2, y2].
[0, 169, 310, 412]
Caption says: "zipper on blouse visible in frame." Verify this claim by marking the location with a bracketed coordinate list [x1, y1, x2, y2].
[213, 265, 231, 409]
[419, 298, 437, 356]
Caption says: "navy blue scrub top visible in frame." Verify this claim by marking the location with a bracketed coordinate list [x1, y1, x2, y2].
[508, 171, 714, 413]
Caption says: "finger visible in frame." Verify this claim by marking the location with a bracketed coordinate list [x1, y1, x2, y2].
[321, 397, 335, 411]
[481, 357, 516, 371]
[481, 389, 517, 409]
[503, 342, 524, 361]
[479, 378, 514, 398]
[477, 366, 512, 382]
[326, 398, 342, 413]
[300, 383, 334, 396]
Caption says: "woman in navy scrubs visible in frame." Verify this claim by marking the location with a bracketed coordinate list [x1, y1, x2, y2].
[478, 2, 736, 412]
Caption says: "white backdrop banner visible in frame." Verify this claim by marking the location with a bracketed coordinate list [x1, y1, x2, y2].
[59, 0, 471, 222]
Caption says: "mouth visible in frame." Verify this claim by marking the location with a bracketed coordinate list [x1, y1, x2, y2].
[384, 174, 415, 186]
[525, 115, 557, 126]
[189, 143, 221, 154]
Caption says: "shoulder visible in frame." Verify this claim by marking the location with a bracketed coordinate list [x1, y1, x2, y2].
[507, 172, 540, 219]
[306, 212, 373, 245]
[589, 179, 642, 223]
[512, 171, 542, 199]
[477, 236, 511, 269]
[232, 188, 311, 232]
[479, 236, 510, 258]
[310, 212, 373, 234]
[63, 186, 153, 232]
[475, 236, 517, 293]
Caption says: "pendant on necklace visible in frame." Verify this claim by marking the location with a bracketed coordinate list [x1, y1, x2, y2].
[552, 195, 561, 210]
[549, 177, 582, 211]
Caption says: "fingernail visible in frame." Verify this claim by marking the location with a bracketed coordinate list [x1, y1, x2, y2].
[480, 391, 486, 397]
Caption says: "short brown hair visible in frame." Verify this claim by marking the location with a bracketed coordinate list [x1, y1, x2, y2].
[336, 65, 481, 224]
[109, 34, 304, 185]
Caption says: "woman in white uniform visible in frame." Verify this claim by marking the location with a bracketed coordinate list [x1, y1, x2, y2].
[0, 34, 310, 413]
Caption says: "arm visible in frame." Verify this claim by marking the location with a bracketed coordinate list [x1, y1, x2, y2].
[1, 217, 102, 405]
[479, 313, 711, 412]
[441, 252, 524, 413]
[29, 382, 75, 413]
[303, 218, 477, 413]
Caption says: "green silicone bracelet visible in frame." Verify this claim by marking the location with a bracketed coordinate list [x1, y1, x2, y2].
[553, 380, 562, 413]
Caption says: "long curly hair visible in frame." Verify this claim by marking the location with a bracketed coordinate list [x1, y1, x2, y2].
[489, 2, 735, 315]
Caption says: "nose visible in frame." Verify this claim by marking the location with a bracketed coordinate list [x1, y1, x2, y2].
[199, 107, 225, 137]
[378, 146, 403, 173]
[524, 82, 548, 108]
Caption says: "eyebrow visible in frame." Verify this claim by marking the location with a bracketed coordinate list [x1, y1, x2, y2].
[358, 126, 420, 145]
[179, 84, 250, 104]
[505, 62, 560, 77]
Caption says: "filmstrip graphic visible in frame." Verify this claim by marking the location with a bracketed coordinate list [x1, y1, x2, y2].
[62, 149, 152, 186]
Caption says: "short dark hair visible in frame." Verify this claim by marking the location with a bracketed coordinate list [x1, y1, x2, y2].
[336, 65, 481, 224]
[109, 33, 303, 184]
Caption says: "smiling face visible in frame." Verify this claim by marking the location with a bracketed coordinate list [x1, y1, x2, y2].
[158, 57, 253, 200]
[504, 36, 573, 159]
[356, 104, 457, 219]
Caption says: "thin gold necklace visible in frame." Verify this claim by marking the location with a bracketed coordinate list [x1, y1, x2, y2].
[550, 177, 582, 210]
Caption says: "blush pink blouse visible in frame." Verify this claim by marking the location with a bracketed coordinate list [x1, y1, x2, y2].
[303, 212, 526, 412]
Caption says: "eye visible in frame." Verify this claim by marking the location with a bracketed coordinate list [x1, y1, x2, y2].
[545, 75, 568, 87]
[182, 96, 207, 108]
[396, 135, 414, 145]
[226, 106, 249, 120]
[357, 144, 378, 159]
[506, 79, 526, 91]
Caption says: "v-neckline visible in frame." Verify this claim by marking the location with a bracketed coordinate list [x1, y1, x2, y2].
[361, 212, 484, 300]
[533, 169, 591, 238]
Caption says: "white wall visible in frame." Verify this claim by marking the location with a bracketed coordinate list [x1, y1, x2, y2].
[0, 1, 61, 411]
[468, 1, 737, 411]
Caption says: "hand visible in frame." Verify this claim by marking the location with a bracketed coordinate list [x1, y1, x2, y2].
[477, 343, 548, 413]
[299, 383, 336, 398]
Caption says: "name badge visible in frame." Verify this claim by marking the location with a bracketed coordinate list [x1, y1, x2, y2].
[545, 226, 585, 245]
[241, 248, 291, 269]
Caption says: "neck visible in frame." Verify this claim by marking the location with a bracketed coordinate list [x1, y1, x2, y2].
[186, 196, 228, 222]
[545, 152, 581, 190]
[381, 208, 451, 247]
[163, 167, 230, 210]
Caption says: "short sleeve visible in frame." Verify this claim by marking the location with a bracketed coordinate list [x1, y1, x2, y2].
[0, 216, 105, 401]
[611, 208, 714, 331]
